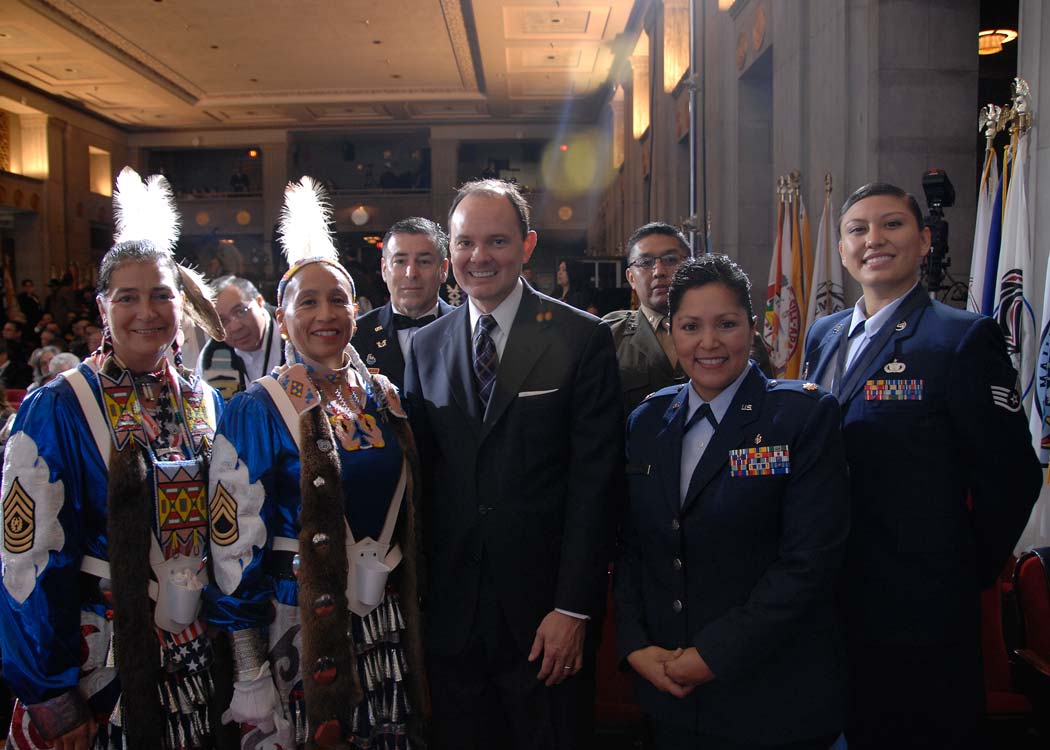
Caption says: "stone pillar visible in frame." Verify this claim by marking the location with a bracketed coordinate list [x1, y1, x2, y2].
[259, 138, 289, 276]
[429, 136, 459, 224]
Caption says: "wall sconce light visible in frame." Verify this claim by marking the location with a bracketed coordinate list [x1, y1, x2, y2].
[979, 29, 1018, 55]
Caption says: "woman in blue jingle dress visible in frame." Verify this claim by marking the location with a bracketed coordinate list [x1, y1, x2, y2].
[208, 177, 426, 749]
[0, 167, 226, 750]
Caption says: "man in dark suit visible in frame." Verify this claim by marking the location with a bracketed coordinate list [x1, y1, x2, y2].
[405, 179, 623, 749]
[603, 223, 689, 416]
[354, 217, 453, 391]
[197, 275, 283, 400]
[803, 183, 1041, 750]
[0, 339, 31, 390]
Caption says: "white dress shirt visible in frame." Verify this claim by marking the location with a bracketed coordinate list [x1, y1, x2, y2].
[392, 302, 441, 355]
[680, 365, 751, 504]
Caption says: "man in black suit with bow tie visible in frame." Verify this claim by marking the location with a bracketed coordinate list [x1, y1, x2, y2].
[354, 217, 454, 391]
[405, 179, 623, 749]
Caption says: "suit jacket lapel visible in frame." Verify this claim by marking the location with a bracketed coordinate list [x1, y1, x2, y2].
[440, 305, 482, 428]
[838, 286, 930, 404]
[807, 312, 849, 383]
[653, 386, 690, 516]
[682, 367, 765, 512]
[480, 287, 550, 441]
[377, 303, 406, 375]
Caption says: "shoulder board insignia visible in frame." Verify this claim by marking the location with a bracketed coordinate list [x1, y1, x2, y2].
[803, 382, 818, 391]
[831, 324, 843, 334]
[768, 379, 778, 387]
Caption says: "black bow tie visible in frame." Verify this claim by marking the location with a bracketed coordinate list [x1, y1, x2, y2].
[393, 313, 437, 330]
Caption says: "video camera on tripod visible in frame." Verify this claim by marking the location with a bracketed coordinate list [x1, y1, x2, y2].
[921, 169, 955, 296]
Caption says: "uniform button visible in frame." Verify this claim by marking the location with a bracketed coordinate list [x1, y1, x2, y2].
[672, 557, 683, 571]
[671, 519, 680, 531]
[478, 504, 492, 515]
[671, 599, 683, 613]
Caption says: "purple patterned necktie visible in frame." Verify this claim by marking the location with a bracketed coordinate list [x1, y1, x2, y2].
[473, 314, 499, 408]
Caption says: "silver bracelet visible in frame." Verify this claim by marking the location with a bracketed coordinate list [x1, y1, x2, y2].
[230, 628, 267, 681]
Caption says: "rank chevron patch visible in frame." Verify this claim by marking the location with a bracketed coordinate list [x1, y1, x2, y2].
[3, 479, 34, 554]
[209, 483, 238, 548]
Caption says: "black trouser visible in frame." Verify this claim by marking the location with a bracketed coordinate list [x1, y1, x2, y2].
[845, 641, 983, 750]
[651, 723, 838, 750]
[427, 565, 595, 750]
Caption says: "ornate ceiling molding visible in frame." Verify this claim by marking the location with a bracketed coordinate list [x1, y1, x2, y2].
[197, 89, 487, 107]
[25, 0, 203, 102]
[439, 0, 479, 91]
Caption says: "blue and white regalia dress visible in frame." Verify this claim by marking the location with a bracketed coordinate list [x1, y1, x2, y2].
[0, 356, 223, 749]
[208, 361, 427, 749]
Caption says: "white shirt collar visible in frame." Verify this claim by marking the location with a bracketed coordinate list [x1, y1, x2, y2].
[685, 362, 752, 425]
[468, 278, 524, 335]
[848, 282, 919, 338]
[390, 301, 440, 319]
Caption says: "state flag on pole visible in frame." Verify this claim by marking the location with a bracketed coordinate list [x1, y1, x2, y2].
[968, 149, 999, 314]
[764, 185, 802, 378]
[994, 129, 1036, 409]
[805, 178, 845, 333]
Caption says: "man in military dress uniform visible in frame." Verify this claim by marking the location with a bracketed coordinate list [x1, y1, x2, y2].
[603, 223, 689, 416]
[355, 217, 453, 391]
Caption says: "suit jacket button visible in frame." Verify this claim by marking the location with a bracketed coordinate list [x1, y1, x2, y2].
[671, 599, 683, 613]
[672, 557, 683, 571]
[671, 519, 680, 531]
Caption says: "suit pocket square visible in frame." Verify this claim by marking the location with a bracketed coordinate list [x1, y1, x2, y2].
[517, 389, 558, 398]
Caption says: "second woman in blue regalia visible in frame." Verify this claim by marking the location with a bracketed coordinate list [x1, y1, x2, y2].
[207, 177, 426, 749]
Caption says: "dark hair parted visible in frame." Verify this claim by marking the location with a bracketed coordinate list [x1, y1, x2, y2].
[96, 240, 225, 342]
[626, 222, 689, 262]
[212, 274, 262, 301]
[383, 217, 450, 259]
[448, 179, 531, 239]
[668, 255, 755, 322]
[838, 182, 924, 238]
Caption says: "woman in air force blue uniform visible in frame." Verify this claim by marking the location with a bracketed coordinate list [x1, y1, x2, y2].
[616, 255, 850, 750]
[802, 183, 1041, 750]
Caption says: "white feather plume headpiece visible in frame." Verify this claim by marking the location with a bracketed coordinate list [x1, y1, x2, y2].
[278, 176, 338, 266]
[277, 176, 352, 304]
[113, 166, 180, 253]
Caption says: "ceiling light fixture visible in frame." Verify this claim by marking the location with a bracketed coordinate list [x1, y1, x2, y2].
[979, 28, 1018, 55]
[351, 206, 370, 226]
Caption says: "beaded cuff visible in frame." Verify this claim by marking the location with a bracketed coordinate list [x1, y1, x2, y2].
[230, 627, 268, 681]
[26, 690, 91, 741]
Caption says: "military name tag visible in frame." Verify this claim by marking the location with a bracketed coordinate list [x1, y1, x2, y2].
[864, 379, 923, 401]
[729, 445, 790, 477]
